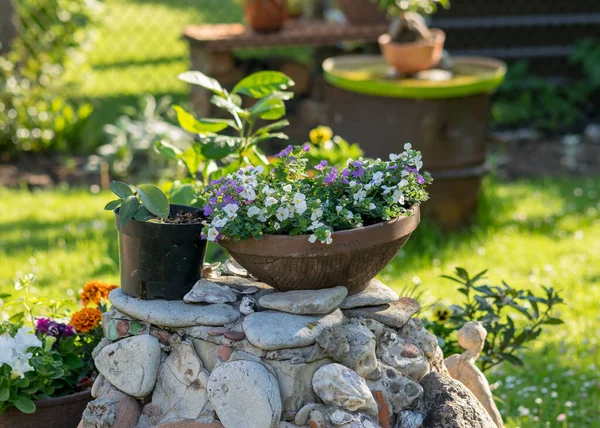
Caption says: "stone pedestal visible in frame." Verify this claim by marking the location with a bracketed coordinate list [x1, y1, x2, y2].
[80, 261, 496, 428]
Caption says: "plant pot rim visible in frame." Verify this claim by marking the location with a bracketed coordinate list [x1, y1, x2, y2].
[114, 204, 204, 229]
[378, 29, 445, 48]
[34, 389, 92, 409]
[220, 205, 419, 254]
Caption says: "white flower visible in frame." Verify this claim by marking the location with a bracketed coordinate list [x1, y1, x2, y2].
[240, 187, 256, 201]
[223, 204, 239, 218]
[212, 217, 228, 228]
[276, 207, 290, 221]
[258, 209, 269, 223]
[13, 327, 41, 355]
[207, 228, 219, 242]
[415, 160, 423, 170]
[265, 197, 278, 207]
[382, 185, 394, 195]
[0, 332, 15, 366]
[389, 153, 400, 161]
[392, 189, 405, 205]
[293, 193, 305, 204]
[336, 205, 343, 213]
[262, 186, 275, 195]
[324, 229, 333, 245]
[273, 222, 280, 230]
[247, 206, 261, 217]
[404, 143, 412, 150]
[308, 234, 317, 243]
[372, 171, 384, 181]
[10, 356, 34, 379]
[353, 189, 367, 202]
[253, 165, 264, 174]
[369, 203, 376, 210]
[349, 180, 357, 188]
[283, 184, 292, 192]
[364, 183, 372, 191]
[311, 209, 323, 221]
[295, 201, 307, 215]
[346, 211, 353, 220]
[398, 179, 408, 188]
[308, 221, 324, 230]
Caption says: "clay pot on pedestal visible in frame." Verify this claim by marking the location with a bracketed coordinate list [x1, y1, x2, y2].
[0, 390, 92, 428]
[337, 0, 388, 25]
[114, 204, 207, 300]
[244, 0, 286, 32]
[220, 206, 420, 295]
[379, 12, 445, 74]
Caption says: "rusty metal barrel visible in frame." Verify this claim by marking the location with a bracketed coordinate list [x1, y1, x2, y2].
[323, 55, 506, 230]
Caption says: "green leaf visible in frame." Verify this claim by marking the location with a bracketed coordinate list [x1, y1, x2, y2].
[249, 96, 285, 120]
[232, 71, 295, 98]
[170, 183, 197, 206]
[137, 185, 170, 219]
[248, 132, 288, 147]
[119, 195, 139, 227]
[544, 317, 564, 325]
[110, 181, 134, 199]
[180, 145, 204, 177]
[133, 206, 153, 222]
[104, 200, 121, 211]
[210, 96, 245, 128]
[173, 105, 230, 133]
[13, 396, 36, 414]
[178, 71, 225, 96]
[0, 293, 11, 299]
[253, 119, 290, 136]
[63, 353, 84, 370]
[0, 384, 8, 402]
[9, 312, 24, 325]
[200, 135, 243, 160]
[500, 353, 523, 366]
[154, 140, 182, 161]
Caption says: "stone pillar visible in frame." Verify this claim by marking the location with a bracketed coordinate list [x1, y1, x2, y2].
[0, 0, 18, 55]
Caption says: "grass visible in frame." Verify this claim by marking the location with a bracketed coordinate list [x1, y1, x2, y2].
[1, 176, 599, 427]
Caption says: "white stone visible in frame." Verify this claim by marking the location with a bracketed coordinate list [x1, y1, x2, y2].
[221, 258, 248, 277]
[239, 295, 258, 315]
[367, 363, 422, 413]
[207, 360, 282, 428]
[312, 363, 377, 417]
[109, 288, 240, 328]
[340, 279, 398, 309]
[259, 286, 348, 314]
[183, 278, 237, 304]
[243, 309, 345, 351]
[377, 329, 430, 381]
[342, 298, 420, 328]
[152, 341, 214, 423]
[94, 335, 161, 398]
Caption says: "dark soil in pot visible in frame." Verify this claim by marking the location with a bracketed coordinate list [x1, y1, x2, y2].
[0, 390, 91, 428]
[115, 204, 207, 300]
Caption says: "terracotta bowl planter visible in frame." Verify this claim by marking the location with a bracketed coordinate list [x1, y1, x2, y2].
[244, 0, 286, 32]
[0, 390, 91, 428]
[379, 30, 446, 74]
[338, 0, 388, 25]
[220, 206, 420, 295]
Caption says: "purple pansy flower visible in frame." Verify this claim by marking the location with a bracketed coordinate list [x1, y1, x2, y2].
[35, 318, 74, 338]
[324, 168, 338, 185]
[274, 145, 293, 158]
[302, 144, 311, 152]
[417, 175, 425, 184]
[315, 160, 328, 171]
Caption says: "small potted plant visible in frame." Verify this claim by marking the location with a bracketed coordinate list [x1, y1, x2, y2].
[377, 0, 449, 74]
[200, 140, 431, 294]
[0, 275, 111, 427]
[240, 0, 287, 32]
[337, 0, 388, 26]
[105, 181, 206, 300]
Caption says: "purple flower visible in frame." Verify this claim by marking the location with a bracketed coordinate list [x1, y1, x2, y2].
[222, 195, 237, 206]
[235, 186, 244, 193]
[210, 178, 223, 185]
[387, 164, 398, 170]
[203, 205, 213, 216]
[315, 160, 328, 171]
[201, 232, 207, 239]
[275, 145, 293, 158]
[405, 166, 418, 174]
[302, 144, 311, 152]
[341, 169, 350, 177]
[324, 168, 338, 185]
[352, 167, 364, 178]
[417, 175, 425, 184]
[352, 160, 363, 168]
[35, 318, 74, 338]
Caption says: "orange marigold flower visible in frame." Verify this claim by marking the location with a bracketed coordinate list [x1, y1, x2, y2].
[100, 284, 119, 299]
[80, 280, 118, 306]
[69, 308, 102, 333]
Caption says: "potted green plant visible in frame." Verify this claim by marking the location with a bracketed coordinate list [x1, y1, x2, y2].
[239, 0, 287, 32]
[200, 141, 431, 294]
[0, 275, 111, 428]
[105, 181, 206, 300]
[376, 0, 449, 74]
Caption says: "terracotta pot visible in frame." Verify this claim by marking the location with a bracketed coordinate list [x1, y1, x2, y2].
[220, 206, 420, 294]
[0, 390, 92, 428]
[379, 29, 446, 74]
[338, 0, 388, 25]
[244, 0, 286, 32]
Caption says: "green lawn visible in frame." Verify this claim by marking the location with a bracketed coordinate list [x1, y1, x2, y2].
[1, 177, 598, 427]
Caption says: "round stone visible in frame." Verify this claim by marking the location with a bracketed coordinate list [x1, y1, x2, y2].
[401, 343, 420, 359]
[208, 327, 228, 336]
[224, 331, 245, 341]
[218, 345, 233, 362]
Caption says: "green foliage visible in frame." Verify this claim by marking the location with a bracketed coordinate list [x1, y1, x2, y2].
[492, 39, 600, 133]
[373, 0, 450, 15]
[105, 181, 170, 227]
[424, 268, 564, 372]
[0, 0, 100, 157]
[155, 70, 295, 205]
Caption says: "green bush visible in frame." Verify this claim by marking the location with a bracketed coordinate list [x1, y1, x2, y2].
[0, 0, 100, 157]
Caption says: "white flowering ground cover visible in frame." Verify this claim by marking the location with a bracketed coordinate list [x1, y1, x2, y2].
[0, 176, 599, 426]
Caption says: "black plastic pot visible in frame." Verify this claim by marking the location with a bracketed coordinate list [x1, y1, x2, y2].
[114, 204, 207, 300]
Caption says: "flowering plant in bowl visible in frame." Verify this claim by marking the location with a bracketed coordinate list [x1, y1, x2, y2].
[200, 140, 431, 293]
[0, 275, 114, 415]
